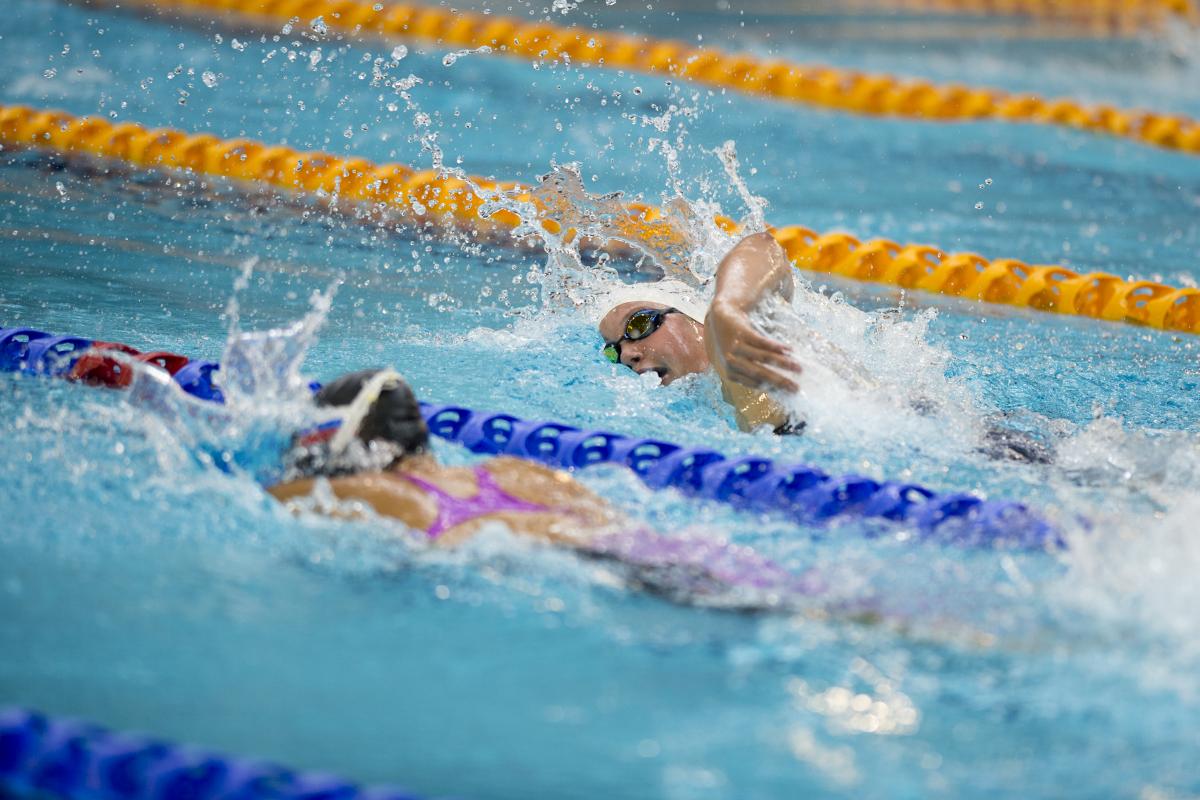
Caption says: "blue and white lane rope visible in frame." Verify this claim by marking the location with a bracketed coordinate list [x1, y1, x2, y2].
[0, 325, 1063, 549]
[0, 707, 428, 800]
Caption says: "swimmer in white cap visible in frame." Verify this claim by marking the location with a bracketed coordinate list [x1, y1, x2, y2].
[598, 232, 803, 433]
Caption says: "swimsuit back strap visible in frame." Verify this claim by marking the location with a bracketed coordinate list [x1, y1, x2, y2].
[398, 466, 550, 538]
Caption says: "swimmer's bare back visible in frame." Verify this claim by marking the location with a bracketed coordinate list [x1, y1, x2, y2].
[269, 455, 617, 546]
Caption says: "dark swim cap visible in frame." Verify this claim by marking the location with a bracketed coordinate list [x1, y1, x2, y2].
[314, 369, 429, 456]
[283, 369, 428, 481]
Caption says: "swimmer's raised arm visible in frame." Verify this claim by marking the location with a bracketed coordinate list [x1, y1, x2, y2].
[705, 233, 802, 395]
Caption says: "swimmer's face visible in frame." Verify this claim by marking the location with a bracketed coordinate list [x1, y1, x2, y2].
[598, 301, 710, 385]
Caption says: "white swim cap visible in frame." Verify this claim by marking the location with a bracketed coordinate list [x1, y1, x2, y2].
[588, 279, 709, 325]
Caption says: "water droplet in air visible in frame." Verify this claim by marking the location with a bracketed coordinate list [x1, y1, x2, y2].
[391, 44, 408, 61]
[310, 16, 328, 35]
[231, 38, 246, 51]
[633, 86, 642, 94]
[343, 127, 354, 139]
[985, 177, 993, 185]
[974, 202, 983, 210]
[43, 69, 56, 78]
[201, 70, 218, 88]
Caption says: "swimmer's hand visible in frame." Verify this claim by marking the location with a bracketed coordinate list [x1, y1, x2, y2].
[705, 297, 801, 393]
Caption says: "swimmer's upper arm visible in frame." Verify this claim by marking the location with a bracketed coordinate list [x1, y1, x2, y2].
[716, 232, 795, 305]
[268, 475, 432, 528]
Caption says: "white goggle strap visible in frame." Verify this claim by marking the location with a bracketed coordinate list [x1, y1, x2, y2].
[326, 368, 406, 456]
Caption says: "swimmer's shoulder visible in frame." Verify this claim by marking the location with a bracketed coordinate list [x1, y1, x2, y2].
[485, 456, 612, 516]
[485, 456, 576, 487]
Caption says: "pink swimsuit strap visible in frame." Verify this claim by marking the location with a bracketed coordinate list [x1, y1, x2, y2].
[397, 466, 554, 539]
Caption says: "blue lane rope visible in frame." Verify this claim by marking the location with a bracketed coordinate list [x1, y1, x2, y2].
[0, 324, 1062, 549]
[0, 707, 427, 800]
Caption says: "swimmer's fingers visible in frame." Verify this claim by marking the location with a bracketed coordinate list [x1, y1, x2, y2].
[726, 356, 800, 394]
[729, 343, 802, 392]
[736, 327, 793, 359]
[732, 338, 803, 377]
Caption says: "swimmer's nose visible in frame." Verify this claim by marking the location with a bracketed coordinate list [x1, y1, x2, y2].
[621, 346, 642, 369]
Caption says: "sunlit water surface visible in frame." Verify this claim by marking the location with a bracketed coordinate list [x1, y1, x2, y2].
[2, 1, 1200, 798]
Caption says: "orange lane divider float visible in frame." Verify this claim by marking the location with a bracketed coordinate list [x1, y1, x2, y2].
[3, 103, 1199, 334]
[107, 0, 1200, 157]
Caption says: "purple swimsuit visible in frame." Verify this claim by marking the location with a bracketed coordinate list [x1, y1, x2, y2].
[396, 466, 825, 604]
[397, 466, 554, 539]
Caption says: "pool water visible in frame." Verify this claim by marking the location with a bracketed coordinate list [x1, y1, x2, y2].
[2, 1, 1200, 798]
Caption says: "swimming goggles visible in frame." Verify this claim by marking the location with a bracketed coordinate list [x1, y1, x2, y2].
[602, 307, 679, 364]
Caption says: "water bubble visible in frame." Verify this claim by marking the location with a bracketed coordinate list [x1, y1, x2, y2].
[985, 177, 993, 185]
[391, 44, 408, 60]
[42, 68, 56, 78]
[343, 127, 354, 139]
[974, 202, 983, 210]
[201, 70, 218, 88]
[231, 38, 246, 51]
[310, 16, 328, 35]
[633, 86, 642, 94]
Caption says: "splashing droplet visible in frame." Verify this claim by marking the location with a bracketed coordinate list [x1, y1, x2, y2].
[201, 70, 218, 88]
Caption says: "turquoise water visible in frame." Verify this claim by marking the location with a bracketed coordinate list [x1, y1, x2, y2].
[3, 1, 1200, 798]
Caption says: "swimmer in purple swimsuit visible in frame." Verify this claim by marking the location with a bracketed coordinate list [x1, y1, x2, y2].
[269, 369, 822, 611]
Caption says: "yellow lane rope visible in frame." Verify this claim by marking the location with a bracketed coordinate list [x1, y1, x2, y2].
[110, 0, 1200, 157]
[840, 0, 1196, 31]
[3, 103, 1198, 333]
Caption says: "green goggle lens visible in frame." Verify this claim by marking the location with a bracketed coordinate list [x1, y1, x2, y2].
[602, 343, 620, 363]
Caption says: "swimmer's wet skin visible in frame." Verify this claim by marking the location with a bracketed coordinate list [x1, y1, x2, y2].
[268, 368, 822, 610]
[599, 234, 1057, 462]
[599, 232, 803, 433]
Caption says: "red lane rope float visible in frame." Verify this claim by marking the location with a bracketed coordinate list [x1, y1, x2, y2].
[103, 0, 1200, 157]
[3, 102, 1199, 334]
